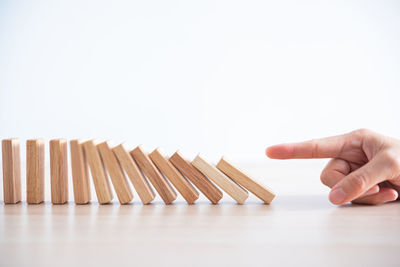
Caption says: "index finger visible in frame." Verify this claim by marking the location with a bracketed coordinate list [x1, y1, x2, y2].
[266, 133, 354, 159]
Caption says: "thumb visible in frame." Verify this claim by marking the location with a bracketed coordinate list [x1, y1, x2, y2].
[329, 152, 398, 205]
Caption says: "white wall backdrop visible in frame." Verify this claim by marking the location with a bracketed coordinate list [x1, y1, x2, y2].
[1, 0, 400, 162]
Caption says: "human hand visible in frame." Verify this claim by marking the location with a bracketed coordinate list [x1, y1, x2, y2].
[266, 129, 400, 205]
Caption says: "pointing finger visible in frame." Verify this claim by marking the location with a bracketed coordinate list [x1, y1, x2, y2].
[266, 133, 354, 159]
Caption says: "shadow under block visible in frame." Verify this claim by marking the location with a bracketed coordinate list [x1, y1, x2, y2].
[130, 146, 177, 204]
[112, 144, 155, 204]
[83, 140, 113, 204]
[169, 151, 223, 204]
[98, 141, 133, 204]
[216, 157, 275, 204]
[2, 139, 21, 204]
[26, 139, 45, 204]
[149, 148, 199, 204]
[49, 139, 68, 204]
[70, 139, 91, 204]
[192, 155, 248, 204]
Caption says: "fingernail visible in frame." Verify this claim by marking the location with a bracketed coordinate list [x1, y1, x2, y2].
[329, 188, 347, 204]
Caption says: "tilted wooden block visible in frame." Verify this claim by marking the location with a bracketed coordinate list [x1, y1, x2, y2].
[130, 146, 177, 204]
[98, 141, 133, 204]
[217, 157, 275, 204]
[169, 151, 222, 204]
[112, 144, 155, 204]
[26, 139, 45, 204]
[70, 139, 91, 204]
[192, 155, 248, 204]
[149, 148, 199, 204]
[50, 139, 68, 204]
[2, 138, 21, 204]
[83, 140, 113, 204]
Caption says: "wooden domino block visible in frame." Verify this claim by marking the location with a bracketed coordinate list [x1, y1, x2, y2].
[26, 139, 45, 204]
[149, 148, 199, 204]
[130, 145, 177, 204]
[217, 157, 275, 204]
[192, 155, 248, 204]
[50, 139, 68, 204]
[112, 144, 155, 204]
[83, 140, 113, 204]
[98, 141, 133, 204]
[2, 138, 21, 204]
[169, 151, 222, 204]
[70, 139, 91, 204]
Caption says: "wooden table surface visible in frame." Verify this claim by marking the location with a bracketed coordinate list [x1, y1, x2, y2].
[1, 162, 399, 267]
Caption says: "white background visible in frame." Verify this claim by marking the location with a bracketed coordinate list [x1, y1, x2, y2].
[0, 1, 399, 199]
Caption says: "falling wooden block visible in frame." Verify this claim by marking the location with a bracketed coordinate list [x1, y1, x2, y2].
[130, 145, 177, 204]
[112, 144, 155, 204]
[149, 148, 199, 204]
[2, 138, 21, 204]
[192, 155, 248, 204]
[26, 139, 45, 204]
[50, 139, 68, 204]
[98, 141, 133, 204]
[169, 151, 222, 204]
[83, 140, 113, 204]
[217, 157, 275, 204]
[70, 139, 91, 204]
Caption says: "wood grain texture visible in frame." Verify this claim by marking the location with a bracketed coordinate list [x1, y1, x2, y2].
[83, 140, 113, 204]
[130, 146, 177, 204]
[169, 151, 222, 204]
[26, 139, 45, 204]
[217, 157, 275, 204]
[70, 139, 91, 204]
[98, 141, 133, 204]
[49, 139, 68, 204]
[2, 138, 21, 204]
[192, 155, 248, 204]
[149, 148, 199, 204]
[112, 144, 155, 204]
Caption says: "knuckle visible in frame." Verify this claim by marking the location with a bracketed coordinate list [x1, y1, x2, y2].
[347, 172, 367, 192]
[352, 128, 373, 137]
[320, 171, 329, 186]
[310, 139, 320, 158]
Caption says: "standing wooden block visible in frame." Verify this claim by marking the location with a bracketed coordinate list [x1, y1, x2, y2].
[130, 146, 177, 204]
[216, 157, 275, 204]
[112, 144, 155, 204]
[98, 141, 133, 204]
[2, 138, 21, 204]
[169, 151, 222, 204]
[49, 139, 68, 204]
[149, 148, 199, 204]
[192, 155, 248, 204]
[26, 139, 45, 204]
[70, 139, 91, 204]
[83, 140, 113, 204]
